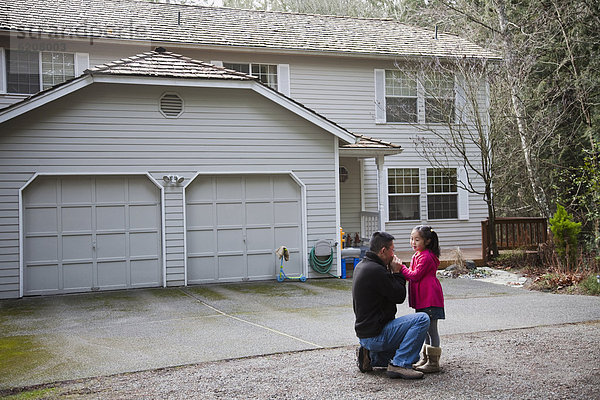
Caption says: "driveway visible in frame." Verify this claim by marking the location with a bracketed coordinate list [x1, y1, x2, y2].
[1, 275, 600, 390]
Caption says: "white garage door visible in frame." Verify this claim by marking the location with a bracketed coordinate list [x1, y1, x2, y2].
[23, 176, 162, 296]
[186, 175, 303, 283]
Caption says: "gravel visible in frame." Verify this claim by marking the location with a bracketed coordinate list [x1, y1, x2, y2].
[5, 321, 599, 399]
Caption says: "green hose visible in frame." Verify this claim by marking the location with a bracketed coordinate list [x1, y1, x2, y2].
[309, 246, 335, 276]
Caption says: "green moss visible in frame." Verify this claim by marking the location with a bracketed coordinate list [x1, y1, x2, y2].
[2, 387, 59, 400]
[224, 282, 317, 297]
[307, 278, 352, 291]
[0, 336, 52, 385]
[147, 287, 188, 299]
[186, 286, 228, 301]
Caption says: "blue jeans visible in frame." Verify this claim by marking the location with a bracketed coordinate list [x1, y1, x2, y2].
[359, 312, 430, 368]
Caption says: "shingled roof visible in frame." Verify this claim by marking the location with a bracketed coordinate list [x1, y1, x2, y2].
[87, 47, 252, 80]
[2, 0, 500, 60]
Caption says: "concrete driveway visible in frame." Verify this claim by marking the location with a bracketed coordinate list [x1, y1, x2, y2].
[1, 276, 600, 390]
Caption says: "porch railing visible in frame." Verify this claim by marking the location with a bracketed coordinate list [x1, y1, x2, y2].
[361, 211, 380, 241]
[481, 217, 548, 261]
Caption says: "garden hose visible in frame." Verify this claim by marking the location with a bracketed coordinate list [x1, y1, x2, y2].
[309, 246, 336, 276]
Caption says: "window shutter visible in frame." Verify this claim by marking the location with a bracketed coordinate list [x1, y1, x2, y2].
[210, 60, 223, 67]
[74, 53, 89, 76]
[374, 69, 386, 123]
[277, 64, 290, 96]
[0, 48, 5, 93]
[457, 167, 469, 220]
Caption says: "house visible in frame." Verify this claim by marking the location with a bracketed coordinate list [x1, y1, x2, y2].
[0, 0, 499, 298]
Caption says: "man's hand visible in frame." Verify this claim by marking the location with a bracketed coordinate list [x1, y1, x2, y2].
[389, 254, 403, 273]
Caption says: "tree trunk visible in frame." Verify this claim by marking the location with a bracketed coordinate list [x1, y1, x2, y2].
[493, 0, 551, 218]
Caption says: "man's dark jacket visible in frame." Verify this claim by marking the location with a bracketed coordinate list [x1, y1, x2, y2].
[352, 251, 407, 338]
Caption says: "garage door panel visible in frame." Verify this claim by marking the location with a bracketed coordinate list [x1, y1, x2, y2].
[216, 176, 242, 199]
[130, 232, 160, 257]
[24, 178, 57, 206]
[217, 203, 243, 226]
[96, 233, 126, 258]
[218, 255, 245, 280]
[246, 227, 273, 250]
[185, 204, 213, 227]
[26, 264, 59, 292]
[245, 176, 272, 199]
[96, 178, 125, 202]
[130, 204, 159, 229]
[275, 226, 301, 248]
[274, 202, 300, 224]
[247, 253, 275, 278]
[217, 229, 244, 252]
[281, 253, 302, 275]
[246, 202, 273, 225]
[186, 179, 213, 201]
[62, 235, 93, 260]
[63, 263, 92, 290]
[25, 208, 57, 233]
[131, 260, 160, 286]
[61, 207, 92, 232]
[26, 236, 58, 263]
[273, 176, 300, 197]
[61, 178, 92, 203]
[187, 256, 216, 283]
[128, 177, 159, 202]
[98, 261, 127, 287]
[187, 230, 214, 254]
[96, 206, 126, 230]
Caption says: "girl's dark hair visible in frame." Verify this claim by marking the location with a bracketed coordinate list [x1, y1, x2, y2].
[412, 225, 440, 257]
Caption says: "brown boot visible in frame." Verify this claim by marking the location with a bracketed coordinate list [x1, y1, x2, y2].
[415, 345, 442, 373]
[412, 344, 427, 369]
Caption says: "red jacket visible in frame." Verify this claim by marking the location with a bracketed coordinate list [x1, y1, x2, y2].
[401, 249, 444, 310]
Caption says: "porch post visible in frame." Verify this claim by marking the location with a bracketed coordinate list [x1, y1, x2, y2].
[376, 156, 386, 232]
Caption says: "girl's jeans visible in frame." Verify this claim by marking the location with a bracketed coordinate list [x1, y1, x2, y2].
[359, 312, 430, 368]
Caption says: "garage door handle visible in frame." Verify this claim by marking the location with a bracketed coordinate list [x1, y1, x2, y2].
[92, 241, 96, 249]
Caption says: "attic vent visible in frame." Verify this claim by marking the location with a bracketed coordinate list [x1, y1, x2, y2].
[159, 93, 183, 118]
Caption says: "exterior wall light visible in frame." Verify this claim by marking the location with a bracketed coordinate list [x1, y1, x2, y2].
[163, 175, 185, 184]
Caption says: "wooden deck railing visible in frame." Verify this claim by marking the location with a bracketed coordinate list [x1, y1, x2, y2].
[481, 217, 548, 261]
[361, 211, 380, 240]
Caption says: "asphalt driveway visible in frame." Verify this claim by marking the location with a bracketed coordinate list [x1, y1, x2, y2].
[1, 276, 600, 390]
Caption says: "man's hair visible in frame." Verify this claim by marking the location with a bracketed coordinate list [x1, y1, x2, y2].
[369, 231, 395, 253]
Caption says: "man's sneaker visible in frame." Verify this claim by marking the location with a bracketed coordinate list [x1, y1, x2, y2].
[356, 346, 372, 372]
[386, 363, 424, 379]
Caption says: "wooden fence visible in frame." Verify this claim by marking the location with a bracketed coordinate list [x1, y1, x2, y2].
[481, 217, 548, 261]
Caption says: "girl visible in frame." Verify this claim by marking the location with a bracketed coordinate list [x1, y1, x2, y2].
[397, 225, 445, 373]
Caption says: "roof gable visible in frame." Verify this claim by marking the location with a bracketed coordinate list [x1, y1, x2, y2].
[3, 0, 500, 60]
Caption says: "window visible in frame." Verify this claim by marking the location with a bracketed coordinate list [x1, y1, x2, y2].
[388, 168, 420, 220]
[385, 70, 417, 123]
[6, 50, 76, 94]
[377, 69, 455, 124]
[223, 62, 278, 90]
[427, 168, 458, 219]
[424, 72, 455, 123]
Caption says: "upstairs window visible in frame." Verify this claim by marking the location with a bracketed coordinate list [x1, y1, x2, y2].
[223, 62, 278, 91]
[424, 72, 455, 123]
[388, 168, 420, 221]
[376, 69, 455, 124]
[385, 70, 417, 123]
[6, 50, 76, 94]
[427, 168, 458, 219]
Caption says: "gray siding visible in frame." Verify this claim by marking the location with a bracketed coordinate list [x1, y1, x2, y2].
[0, 83, 340, 298]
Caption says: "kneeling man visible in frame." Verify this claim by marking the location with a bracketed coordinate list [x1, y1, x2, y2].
[352, 231, 430, 379]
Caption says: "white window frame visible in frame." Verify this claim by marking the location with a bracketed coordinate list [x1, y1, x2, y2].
[3, 49, 88, 95]
[387, 167, 421, 221]
[375, 68, 456, 125]
[221, 61, 290, 96]
[426, 168, 459, 220]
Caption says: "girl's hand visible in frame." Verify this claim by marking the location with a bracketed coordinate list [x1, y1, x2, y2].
[390, 255, 402, 273]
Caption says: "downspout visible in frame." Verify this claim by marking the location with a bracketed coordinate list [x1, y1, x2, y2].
[376, 156, 386, 232]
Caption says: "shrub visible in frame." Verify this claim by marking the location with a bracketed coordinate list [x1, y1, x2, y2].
[549, 204, 582, 271]
[580, 274, 600, 296]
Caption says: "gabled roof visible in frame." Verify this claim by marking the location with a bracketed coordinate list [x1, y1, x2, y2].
[0, 49, 401, 155]
[87, 47, 253, 80]
[1, 0, 499, 60]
